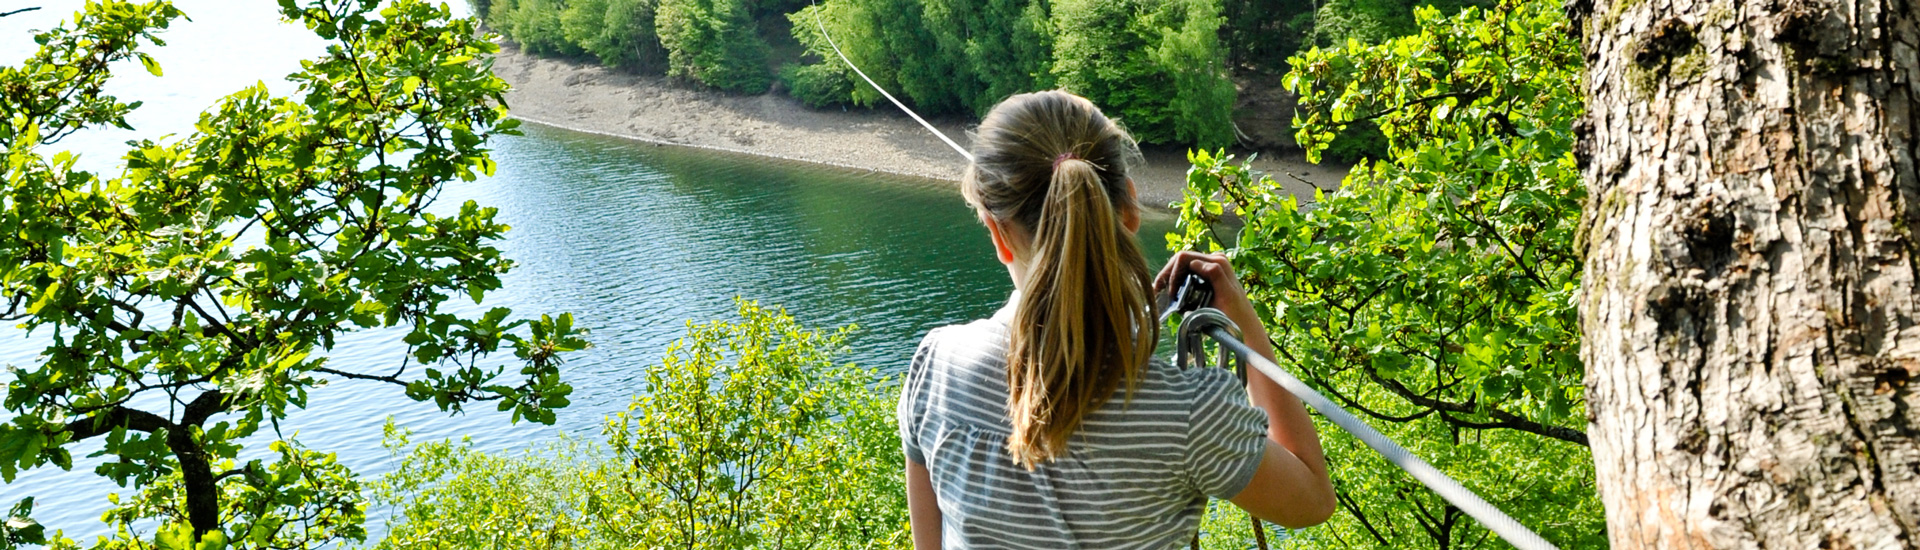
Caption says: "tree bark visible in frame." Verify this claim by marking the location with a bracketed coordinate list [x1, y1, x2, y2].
[167, 423, 221, 537]
[1574, 0, 1919, 548]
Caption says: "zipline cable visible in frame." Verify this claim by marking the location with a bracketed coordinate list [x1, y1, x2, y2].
[1180, 310, 1560, 550]
[808, 2, 973, 162]
[807, 3, 1557, 547]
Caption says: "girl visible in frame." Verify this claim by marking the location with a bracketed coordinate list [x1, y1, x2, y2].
[897, 90, 1336, 549]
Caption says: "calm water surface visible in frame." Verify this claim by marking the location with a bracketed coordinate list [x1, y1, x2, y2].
[0, 2, 1176, 540]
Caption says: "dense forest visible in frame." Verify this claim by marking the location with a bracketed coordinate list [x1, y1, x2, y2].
[474, 0, 1489, 153]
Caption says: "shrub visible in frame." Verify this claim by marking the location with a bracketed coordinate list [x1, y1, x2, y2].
[1172, 1, 1602, 547]
[495, 0, 586, 57]
[1320, 120, 1389, 164]
[656, 0, 774, 92]
[780, 61, 854, 107]
[562, 0, 668, 72]
[369, 300, 909, 549]
[1051, 0, 1237, 148]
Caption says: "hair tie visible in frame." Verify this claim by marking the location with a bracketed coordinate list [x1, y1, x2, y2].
[1051, 152, 1078, 170]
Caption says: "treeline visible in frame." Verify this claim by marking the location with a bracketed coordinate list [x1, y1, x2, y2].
[476, 0, 1489, 150]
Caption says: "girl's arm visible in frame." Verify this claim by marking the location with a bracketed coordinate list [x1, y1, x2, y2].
[1156, 251, 1336, 527]
[907, 460, 942, 548]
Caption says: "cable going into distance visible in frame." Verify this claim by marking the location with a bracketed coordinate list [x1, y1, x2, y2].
[807, 6, 1559, 550]
[808, 1, 973, 162]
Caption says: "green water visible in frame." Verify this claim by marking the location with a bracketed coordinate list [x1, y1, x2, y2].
[2, 121, 1178, 536]
[0, 1, 1180, 534]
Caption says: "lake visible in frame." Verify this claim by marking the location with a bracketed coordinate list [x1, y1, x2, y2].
[0, 1, 1176, 541]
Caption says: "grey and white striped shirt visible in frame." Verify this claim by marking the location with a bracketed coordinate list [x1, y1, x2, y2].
[899, 299, 1269, 549]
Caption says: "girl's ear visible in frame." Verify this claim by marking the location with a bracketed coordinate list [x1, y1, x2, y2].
[982, 212, 1018, 265]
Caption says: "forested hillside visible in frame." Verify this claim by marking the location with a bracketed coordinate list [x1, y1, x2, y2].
[474, 0, 1488, 152]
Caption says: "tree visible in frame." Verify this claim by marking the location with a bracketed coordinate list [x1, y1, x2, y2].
[1573, 0, 1918, 546]
[493, 0, 586, 57]
[0, 1, 586, 547]
[1050, 0, 1236, 148]
[781, 5, 858, 108]
[1172, 0, 1601, 547]
[788, 0, 951, 111]
[656, 0, 774, 92]
[1219, 0, 1314, 74]
[561, 0, 668, 73]
[783, 0, 1236, 147]
[917, 0, 1053, 114]
[367, 300, 908, 549]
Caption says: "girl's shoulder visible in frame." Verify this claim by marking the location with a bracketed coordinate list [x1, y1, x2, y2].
[909, 316, 1011, 384]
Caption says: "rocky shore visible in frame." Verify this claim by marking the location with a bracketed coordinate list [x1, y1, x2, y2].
[492, 43, 1346, 210]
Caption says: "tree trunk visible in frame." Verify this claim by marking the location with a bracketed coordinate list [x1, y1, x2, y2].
[167, 424, 221, 537]
[1574, 0, 1919, 547]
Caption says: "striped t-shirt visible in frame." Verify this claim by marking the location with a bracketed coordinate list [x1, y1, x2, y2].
[898, 299, 1270, 549]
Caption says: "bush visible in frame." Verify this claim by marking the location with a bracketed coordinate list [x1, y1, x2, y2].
[1143, 0, 1237, 148]
[780, 62, 854, 107]
[781, 4, 859, 107]
[1050, 0, 1237, 148]
[656, 0, 774, 92]
[1320, 120, 1389, 164]
[1220, 0, 1316, 74]
[369, 300, 908, 549]
[1173, 1, 1601, 547]
[468, 0, 494, 21]
[562, 0, 668, 72]
[788, 0, 1234, 148]
[493, 0, 586, 57]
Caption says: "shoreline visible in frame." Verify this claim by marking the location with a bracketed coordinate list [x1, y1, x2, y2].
[493, 43, 1348, 210]
[506, 112, 962, 188]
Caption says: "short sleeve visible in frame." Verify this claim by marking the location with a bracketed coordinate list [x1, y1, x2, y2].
[897, 330, 940, 465]
[1183, 367, 1269, 500]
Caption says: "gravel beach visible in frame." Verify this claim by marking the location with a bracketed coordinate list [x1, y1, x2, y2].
[492, 43, 1347, 210]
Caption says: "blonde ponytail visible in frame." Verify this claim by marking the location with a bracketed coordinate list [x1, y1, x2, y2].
[960, 91, 1155, 470]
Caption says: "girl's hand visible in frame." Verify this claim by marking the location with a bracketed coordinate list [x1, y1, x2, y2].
[1157, 252, 1333, 527]
[1154, 251, 1261, 330]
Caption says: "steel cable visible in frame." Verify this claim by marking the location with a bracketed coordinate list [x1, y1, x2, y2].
[802, 5, 1559, 544]
[1181, 310, 1560, 550]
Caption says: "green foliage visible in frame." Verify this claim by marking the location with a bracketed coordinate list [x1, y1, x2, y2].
[787, 0, 1234, 147]
[1285, 391, 1604, 548]
[1142, 0, 1236, 147]
[916, 0, 1054, 114]
[96, 441, 367, 550]
[656, 0, 774, 91]
[1049, 0, 1236, 147]
[1172, 0, 1597, 547]
[1320, 120, 1390, 164]
[779, 61, 855, 108]
[1304, 0, 1491, 53]
[562, 0, 668, 72]
[786, 0, 943, 110]
[0, 0, 585, 546]
[486, 0, 770, 88]
[369, 300, 908, 549]
[1220, 0, 1317, 74]
[1197, 500, 1284, 549]
[3, 499, 48, 550]
[603, 299, 903, 547]
[366, 426, 594, 549]
[492, 0, 587, 56]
